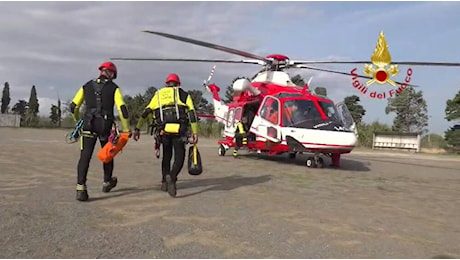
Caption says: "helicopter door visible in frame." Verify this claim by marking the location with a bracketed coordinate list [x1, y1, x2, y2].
[250, 96, 282, 143]
[335, 101, 357, 134]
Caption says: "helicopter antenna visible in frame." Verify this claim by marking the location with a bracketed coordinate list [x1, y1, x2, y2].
[307, 76, 313, 86]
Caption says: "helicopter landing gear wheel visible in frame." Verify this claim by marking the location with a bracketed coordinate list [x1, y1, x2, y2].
[306, 156, 317, 168]
[316, 157, 324, 168]
[218, 144, 226, 156]
[306, 154, 324, 168]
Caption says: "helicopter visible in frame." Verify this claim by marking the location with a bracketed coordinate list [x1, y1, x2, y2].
[111, 30, 460, 168]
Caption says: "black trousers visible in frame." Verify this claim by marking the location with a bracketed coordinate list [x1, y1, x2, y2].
[77, 135, 114, 185]
[161, 134, 186, 183]
[234, 133, 247, 151]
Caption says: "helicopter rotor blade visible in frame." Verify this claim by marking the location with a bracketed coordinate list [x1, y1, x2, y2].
[292, 60, 460, 67]
[141, 30, 269, 63]
[110, 57, 263, 65]
[295, 64, 419, 88]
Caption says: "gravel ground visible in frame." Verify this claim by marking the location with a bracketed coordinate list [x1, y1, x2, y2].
[1, 128, 459, 258]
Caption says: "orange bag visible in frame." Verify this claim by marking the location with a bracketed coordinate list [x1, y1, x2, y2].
[97, 132, 130, 163]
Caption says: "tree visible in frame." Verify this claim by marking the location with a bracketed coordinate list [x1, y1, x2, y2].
[223, 85, 235, 104]
[357, 121, 392, 147]
[444, 90, 460, 148]
[314, 87, 328, 96]
[124, 93, 147, 127]
[25, 85, 40, 127]
[143, 86, 157, 101]
[344, 95, 366, 125]
[1, 82, 11, 114]
[421, 133, 447, 149]
[50, 104, 60, 125]
[188, 90, 214, 122]
[445, 90, 460, 122]
[385, 88, 428, 133]
[444, 127, 460, 150]
[11, 99, 28, 126]
[291, 74, 305, 86]
[57, 98, 62, 127]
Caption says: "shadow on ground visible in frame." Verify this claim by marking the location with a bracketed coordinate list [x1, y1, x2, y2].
[357, 156, 460, 172]
[239, 152, 371, 172]
[87, 186, 154, 202]
[175, 174, 272, 198]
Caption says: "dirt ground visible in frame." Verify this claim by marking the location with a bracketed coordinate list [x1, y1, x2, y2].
[1, 128, 459, 259]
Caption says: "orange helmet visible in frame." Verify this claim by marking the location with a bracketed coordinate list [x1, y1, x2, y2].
[165, 73, 180, 85]
[98, 62, 117, 79]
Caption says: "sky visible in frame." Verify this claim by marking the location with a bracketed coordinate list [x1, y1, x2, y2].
[0, 1, 459, 135]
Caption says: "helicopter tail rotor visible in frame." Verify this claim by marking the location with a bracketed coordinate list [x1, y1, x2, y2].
[203, 65, 217, 91]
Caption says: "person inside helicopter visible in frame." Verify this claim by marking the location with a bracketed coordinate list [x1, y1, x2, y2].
[283, 100, 322, 128]
[242, 109, 256, 142]
[282, 99, 348, 131]
[267, 102, 279, 125]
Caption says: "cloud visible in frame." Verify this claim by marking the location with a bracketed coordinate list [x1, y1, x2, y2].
[0, 2, 271, 102]
[0, 2, 455, 135]
[37, 97, 58, 117]
[273, 3, 324, 19]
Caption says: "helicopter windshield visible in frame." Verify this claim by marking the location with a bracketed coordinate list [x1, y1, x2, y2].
[317, 101, 341, 122]
[282, 99, 350, 131]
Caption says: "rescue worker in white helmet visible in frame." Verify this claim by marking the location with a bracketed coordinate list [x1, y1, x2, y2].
[70, 61, 131, 202]
[133, 73, 198, 197]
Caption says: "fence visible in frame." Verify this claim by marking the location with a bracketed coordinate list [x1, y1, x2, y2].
[372, 131, 421, 152]
[0, 114, 21, 127]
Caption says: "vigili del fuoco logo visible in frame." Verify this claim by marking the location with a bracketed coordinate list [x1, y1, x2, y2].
[350, 31, 413, 99]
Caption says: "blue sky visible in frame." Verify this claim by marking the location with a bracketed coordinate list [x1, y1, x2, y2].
[0, 1, 459, 135]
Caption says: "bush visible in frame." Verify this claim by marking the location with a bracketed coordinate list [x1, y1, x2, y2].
[198, 120, 224, 138]
[421, 133, 448, 149]
[356, 121, 392, 148]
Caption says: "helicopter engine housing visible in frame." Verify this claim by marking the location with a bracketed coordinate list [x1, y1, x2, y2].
[232, 78, 261, 95]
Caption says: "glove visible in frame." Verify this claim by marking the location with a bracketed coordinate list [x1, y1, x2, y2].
[189, 134, 198, 144]
[133, 128, 141, 141]
[122, 129, 132, 138]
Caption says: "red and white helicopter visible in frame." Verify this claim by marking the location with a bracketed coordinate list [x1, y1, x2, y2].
[112, 30, 460, 168]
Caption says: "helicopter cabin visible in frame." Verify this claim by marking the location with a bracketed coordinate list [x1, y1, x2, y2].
[227, 86, 349, 135]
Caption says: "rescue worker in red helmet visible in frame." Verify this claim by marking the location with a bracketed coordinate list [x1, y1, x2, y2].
[133, 73, 198, 197]
[70, 61, 131, 202]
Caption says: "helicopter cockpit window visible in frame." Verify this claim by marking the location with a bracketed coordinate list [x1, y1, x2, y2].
[227, 109, 235, 128]
[282, 99, 323, 128]
[234, 107, 243, 123]
[260, 97, 280, 125]
[318, 101, 341, 122]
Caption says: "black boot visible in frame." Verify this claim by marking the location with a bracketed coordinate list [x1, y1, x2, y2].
[76, 184, 89, 201]
[160, 182, 168, 192]
[165, 175, 176, 197]
[102, 177, 118, 193]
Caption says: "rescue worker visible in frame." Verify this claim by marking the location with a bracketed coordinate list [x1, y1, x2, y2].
[283, 101, 301, 126]
[132, 73, 198, 197]
[70, 61, 131, 202]
[233, 116, 250, 157]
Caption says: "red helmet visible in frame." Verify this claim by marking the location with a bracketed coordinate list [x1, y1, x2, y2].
[165, 73, 180, 84]
[98, 62, 117, 79]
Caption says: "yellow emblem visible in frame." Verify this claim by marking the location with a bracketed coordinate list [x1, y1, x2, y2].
[363, 31, 399, 86]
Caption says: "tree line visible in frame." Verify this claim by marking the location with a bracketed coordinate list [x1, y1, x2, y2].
[0, 82, 55, 127]
[1, 77, 459, 151]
